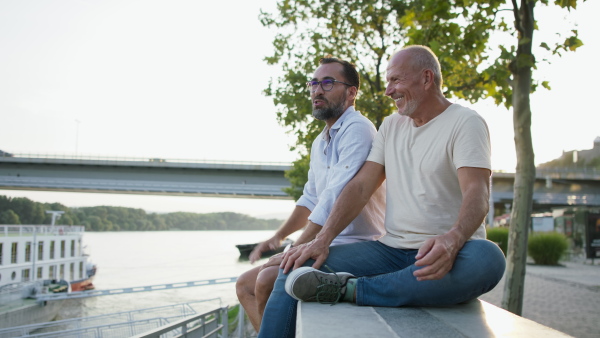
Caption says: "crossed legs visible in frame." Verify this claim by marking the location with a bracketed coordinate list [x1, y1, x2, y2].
[236, 264, 280, 332]
[258, 239, 506, 338]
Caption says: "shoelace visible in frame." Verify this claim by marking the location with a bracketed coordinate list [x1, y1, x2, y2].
[314, 265, 344, 305]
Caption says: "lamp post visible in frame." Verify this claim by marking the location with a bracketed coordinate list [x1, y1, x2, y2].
[75, 119, 81, 157]
[46, 210, 64, 227]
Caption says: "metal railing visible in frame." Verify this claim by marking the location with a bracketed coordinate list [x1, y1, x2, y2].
[0, 299, 224, 338]
[492, 167, 600, 180]
[536, 167, 599, 177]
[133, 307, 229, 338]
[0, 225, 84, 237]
[0, 152, 290, 168]
[8, 318, 170, 338]
[36, 277, 237, 302]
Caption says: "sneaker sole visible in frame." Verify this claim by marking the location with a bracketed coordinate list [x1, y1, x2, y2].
[285, 267, 317, 301]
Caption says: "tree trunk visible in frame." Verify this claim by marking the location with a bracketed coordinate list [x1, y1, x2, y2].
[501, 0, 537, 316]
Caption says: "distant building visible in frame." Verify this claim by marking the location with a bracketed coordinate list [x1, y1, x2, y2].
[568, 136, 600, 162]
[538, 137, 600, 169]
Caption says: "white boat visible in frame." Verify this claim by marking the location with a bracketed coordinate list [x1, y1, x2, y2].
[0, 224, 96, 329]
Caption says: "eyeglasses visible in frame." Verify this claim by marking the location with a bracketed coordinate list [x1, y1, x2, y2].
[306, 79, 354, 92]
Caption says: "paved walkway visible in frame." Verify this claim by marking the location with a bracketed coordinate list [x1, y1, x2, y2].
[479, 260, 600, 338]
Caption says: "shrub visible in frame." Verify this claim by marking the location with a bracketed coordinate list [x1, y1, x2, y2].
[487, 227, 509, 256]
[228, 304, 240, 335]
[528, 232, 569, 265]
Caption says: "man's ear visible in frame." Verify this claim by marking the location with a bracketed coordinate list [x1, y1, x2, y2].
[348, 85, 358, 102]
[423, 69, 434, 88]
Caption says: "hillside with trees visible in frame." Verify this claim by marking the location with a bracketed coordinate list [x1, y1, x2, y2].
[538, 138, 600, 170]
[0, 195, 284, 231]
[538, 151, 600, 170]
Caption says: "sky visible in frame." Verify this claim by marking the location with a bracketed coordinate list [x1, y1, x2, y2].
[1, 0, 599, 218]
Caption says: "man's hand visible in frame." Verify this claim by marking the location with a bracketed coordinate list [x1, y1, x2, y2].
[258, 253, 284, 271]
[413, 229, 465, 281]
[280, 238, 330, 274]
[249, 237, 282, 264]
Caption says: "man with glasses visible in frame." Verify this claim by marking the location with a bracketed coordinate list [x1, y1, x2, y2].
[236, 57, 385, 333]
[258, 46, 506, 338]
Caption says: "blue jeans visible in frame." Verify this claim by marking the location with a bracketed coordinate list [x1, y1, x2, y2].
[257, 239, 505, 338]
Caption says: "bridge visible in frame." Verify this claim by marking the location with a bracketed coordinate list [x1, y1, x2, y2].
[0, 153, 291, 199]
[1, 153, 599, 211]
[491, 169, 600, 212]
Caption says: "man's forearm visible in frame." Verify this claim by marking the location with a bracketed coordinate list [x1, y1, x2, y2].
[449, 194, 488, 245]
[273, 205, 311, 241]
[293, 222, 322, 245]
[317, 163, 385, 244]
[450, 167, 491, 244]
[280, 162, 384, 272]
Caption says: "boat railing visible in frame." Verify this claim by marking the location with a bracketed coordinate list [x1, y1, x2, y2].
[0, 225, 85, 237]
[0, 281, 40, 308]
[0, 287, 25, 308]
[0, 299, 223, 338]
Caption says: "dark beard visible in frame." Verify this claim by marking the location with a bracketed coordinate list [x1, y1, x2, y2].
[312, 96, 346, 121]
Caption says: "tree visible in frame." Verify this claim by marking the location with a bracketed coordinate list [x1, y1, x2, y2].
[0, 209, 20, 224]
[282, 153, 310, 200]
[5, 196, 45, 224]
[261, 0, 584, 315]
[499, 0, 583, 315]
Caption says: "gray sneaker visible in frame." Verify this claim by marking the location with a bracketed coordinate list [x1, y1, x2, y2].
[285, 266, 355, 304]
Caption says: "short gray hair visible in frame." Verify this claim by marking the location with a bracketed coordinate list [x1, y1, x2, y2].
[401, 45, 443, 90]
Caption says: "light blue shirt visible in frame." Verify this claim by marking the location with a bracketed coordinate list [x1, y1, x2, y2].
[296, 106, 386, 245]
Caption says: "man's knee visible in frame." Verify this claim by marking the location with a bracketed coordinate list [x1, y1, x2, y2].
[256, 266, 278, 296]
[463, 239, 504, 257]
[473, 239, 505, 263]
[459, 239, 506, 282]
[237, 267, 260, 297]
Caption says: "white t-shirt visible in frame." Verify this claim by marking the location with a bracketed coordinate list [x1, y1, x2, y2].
[367, 103, 491, 249]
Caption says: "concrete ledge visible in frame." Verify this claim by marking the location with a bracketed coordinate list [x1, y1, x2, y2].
[296, 299, 572, 337]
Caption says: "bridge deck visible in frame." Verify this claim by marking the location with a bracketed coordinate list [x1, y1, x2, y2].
[1, 154, 599, 206]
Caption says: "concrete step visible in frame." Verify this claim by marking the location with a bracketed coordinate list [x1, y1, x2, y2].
[296, 299, 572, 337]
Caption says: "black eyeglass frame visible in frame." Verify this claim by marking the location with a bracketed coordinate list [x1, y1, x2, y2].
[306, 79, 354, 92]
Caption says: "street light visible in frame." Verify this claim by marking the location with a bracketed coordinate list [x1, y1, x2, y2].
[46, 210, 64, 226]
[75, 119, 81, 157]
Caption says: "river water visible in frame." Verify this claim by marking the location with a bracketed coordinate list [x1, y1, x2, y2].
[57, 231, 280, 320]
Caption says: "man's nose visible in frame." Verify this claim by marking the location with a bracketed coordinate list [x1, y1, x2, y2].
[384, 83, 393, 96]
